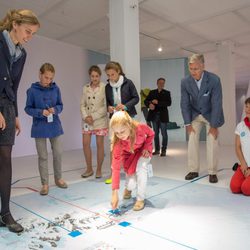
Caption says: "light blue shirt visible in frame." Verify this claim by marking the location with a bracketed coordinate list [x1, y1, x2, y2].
[195, 72, 204, 90]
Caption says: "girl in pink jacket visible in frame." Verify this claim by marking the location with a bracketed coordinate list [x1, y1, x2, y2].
[110, 111, 154, 211]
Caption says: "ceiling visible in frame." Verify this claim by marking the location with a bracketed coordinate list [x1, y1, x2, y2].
[1, 0, 250, 87]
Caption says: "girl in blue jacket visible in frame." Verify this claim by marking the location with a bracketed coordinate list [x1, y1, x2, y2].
[25, 63, 67, 196]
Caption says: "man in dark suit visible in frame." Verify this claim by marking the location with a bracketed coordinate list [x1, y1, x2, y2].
[144, 78, 171, 156]
[181, 54, 224, 183]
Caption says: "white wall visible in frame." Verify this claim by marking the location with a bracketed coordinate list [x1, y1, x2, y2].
[12, 41, 188, 157]
[236, 87, 247, 123]
[13, 35, 89, 157]
[140, 58, 186, 141]
[204, 51, 248, 137]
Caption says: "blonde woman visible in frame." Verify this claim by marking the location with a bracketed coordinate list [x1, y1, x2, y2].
[0, 9, 39, 233]
[80, 65, 108, 178]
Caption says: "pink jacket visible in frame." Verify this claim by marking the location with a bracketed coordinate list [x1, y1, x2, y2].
[112, 123, 154, 190]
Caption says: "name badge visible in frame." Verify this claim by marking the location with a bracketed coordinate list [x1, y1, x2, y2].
[147, 163, 153, 178]
[84, 123, 89, 131]
[47, 114, 53, 123]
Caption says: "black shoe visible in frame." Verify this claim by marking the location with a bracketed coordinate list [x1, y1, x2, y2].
[209, 174, 218, 183]
[160, 151, 166, 157]
[152, 151, 160, 155]
[185, 172, 199, 180]
[0, 213, 24, 233]
[232, 163, 239, 171]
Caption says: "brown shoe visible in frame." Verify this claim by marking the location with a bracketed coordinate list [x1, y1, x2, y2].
[55, 179, 68, 188]
[40, 185, 49, 195]
[209, 174, 218, 183]
[185, 172, 199, 180]
[123, 189, 132, 199]
[133, 200, 145, 211]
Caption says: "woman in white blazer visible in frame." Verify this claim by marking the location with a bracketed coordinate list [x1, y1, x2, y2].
[80, 65, 108, 178]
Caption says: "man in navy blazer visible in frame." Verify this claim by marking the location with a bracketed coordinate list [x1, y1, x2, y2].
[181, 54, 224, 183]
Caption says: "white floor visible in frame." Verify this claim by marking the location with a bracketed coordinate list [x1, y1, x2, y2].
[11, 141, 237, 196]
[3, 141, 247, 250]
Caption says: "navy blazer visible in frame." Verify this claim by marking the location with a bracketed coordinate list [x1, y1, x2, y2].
[180, 71, 224, 128]
[105, 76, 139, 117]
[144, 89, 172, 123]
[0, 32, 26, 116]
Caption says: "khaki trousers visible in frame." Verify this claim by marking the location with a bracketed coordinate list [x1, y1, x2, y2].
[188, 115, 218, 174]
[35, 136, 62, 185]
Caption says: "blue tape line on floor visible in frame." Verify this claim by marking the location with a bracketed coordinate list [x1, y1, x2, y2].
[11, 167, 84, 185]
[148, 168, 227, 199]
[10, 200, 79, 235]
[11, 179, 20, 185]
[130, 225, 197, 250]
[148, 181, 190, 199]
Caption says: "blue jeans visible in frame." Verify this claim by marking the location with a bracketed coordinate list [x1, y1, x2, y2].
[141, 107, 152, 128]
[152, 113, 168, 152]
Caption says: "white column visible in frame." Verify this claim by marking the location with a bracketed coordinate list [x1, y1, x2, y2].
[109, 0, 141, 117]
[246, 80, 250, 99]
[217, 41, 236, 145]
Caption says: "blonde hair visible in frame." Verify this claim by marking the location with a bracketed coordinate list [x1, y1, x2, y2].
[40, 63, 55, 74]
[110, 111, 138, 152]
[188, 54, 205, 64]
[0, 9, 40, 31]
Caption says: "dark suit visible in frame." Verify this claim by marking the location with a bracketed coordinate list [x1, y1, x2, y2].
[0, 31, 26, 227]
[0, 32, 26, 116]
[0, 31, 26, 145]
[144, 89, 172, 152]
[145, 89, 172, 123]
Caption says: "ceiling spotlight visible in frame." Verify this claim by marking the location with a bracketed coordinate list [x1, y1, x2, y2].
[158, 44, 163, 52]
[140, 32, 163, 53]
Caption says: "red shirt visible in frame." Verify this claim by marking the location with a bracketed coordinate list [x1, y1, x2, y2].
[112, 123, 154, 190]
